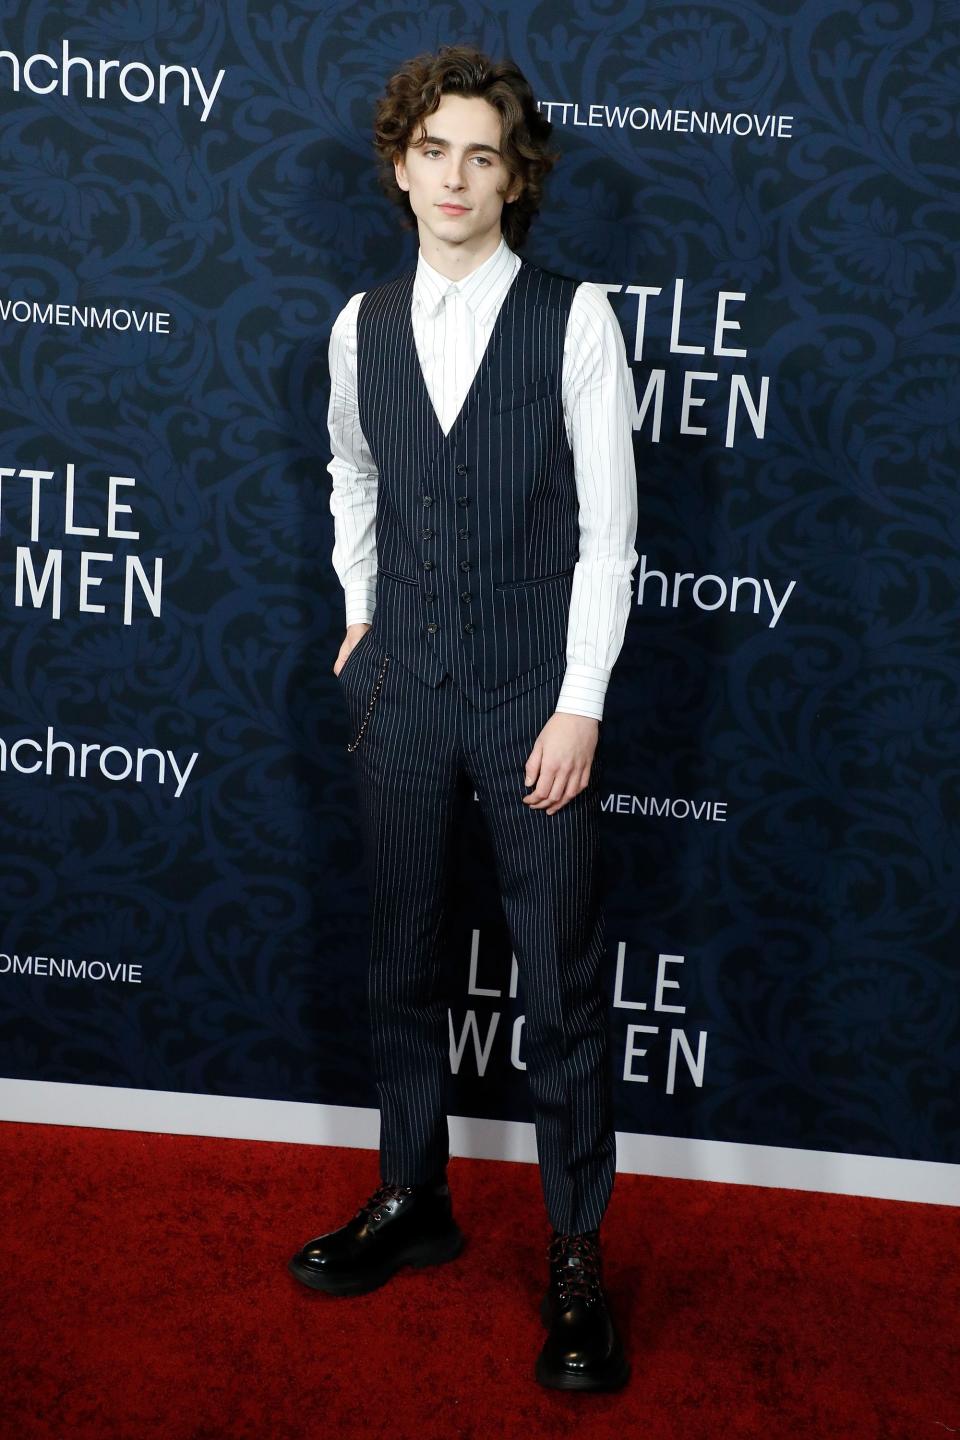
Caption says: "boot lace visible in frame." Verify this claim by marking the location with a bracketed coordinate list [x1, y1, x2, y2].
[357, 1181, 415, 1224]
[548, 1229, 604, 1306]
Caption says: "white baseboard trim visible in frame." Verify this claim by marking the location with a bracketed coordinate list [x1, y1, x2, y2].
[1, 1078, 955, 1206]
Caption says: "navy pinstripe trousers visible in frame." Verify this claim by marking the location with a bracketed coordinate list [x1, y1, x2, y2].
[337, 627, 617, 1235]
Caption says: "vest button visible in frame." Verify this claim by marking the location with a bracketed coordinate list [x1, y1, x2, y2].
[459, 559, 471, 571]
[458, 527, 470, 539]
[459, 591, 471, 602]
[456, 495, 469, 507]
[421, 528, 434, 539]
[463, 622, 475, 634]
[456, 463, 468, 474]
[426, 622, 439, 634]
[423, 559, 434, 570]
[422, 495, 433, 506]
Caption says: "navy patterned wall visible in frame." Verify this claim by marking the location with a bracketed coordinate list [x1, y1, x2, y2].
[0, 3, 957, 1170]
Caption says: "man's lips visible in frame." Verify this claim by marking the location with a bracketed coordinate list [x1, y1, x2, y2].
[438, 203, 469, 213]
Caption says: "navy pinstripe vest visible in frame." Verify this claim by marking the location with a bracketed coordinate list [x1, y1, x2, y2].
[356, 256, 580, 709]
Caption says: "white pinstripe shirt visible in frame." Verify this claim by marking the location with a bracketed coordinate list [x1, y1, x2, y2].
[327, 234, 639, 720]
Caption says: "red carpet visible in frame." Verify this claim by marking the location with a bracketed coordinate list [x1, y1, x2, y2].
[0, 1120, 957, 1439]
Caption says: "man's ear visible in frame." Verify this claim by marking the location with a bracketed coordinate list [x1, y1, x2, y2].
[395, 154, 408, 192]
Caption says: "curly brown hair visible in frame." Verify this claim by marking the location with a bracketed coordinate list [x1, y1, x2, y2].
[372, 43, 561, 250]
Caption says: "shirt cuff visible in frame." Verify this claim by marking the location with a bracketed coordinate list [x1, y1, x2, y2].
[553, 664, 611, 721]
[344, 578, 377, 628]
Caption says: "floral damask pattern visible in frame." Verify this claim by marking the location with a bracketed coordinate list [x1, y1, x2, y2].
[0, 2, 956, 1164]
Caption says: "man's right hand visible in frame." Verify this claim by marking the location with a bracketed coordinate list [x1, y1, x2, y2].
[333, 623, 372, 678]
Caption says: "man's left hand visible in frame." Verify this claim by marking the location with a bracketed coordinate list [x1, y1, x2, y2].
[523, 712, 599, 816]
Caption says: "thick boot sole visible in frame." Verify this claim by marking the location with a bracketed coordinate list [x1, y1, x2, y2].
[287, 1223, 466, 1297]
[535, 1292, 631, 1391]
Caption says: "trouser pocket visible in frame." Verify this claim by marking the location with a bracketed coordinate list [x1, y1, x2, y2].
[346, 647, 392, 752]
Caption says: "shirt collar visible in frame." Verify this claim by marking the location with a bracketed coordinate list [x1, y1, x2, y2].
[413, 234, 519, 323]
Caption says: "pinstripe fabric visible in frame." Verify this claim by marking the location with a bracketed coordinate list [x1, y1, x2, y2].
[356, 256, 584, 706]
[328, 234, 639, 720]
[336, 627, 617, 1235]
[330, 252, 621, 1233]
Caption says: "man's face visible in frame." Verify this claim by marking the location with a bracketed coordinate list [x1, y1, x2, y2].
[394, 92, 522, 250]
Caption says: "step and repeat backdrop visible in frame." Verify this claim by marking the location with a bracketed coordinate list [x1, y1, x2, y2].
[0, 4, 956, 1187]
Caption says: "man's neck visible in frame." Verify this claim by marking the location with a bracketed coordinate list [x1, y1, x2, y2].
[416, 226, 503, 282]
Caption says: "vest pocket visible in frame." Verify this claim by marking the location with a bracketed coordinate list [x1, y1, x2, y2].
[376, 565, 419, 586]
[491, 373, 556, 412]
[346, 648, 392, 752]
[494, 567, 576, 590]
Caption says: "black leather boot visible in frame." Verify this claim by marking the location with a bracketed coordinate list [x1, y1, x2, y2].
[535, 1229, 630, 1390]
[287, 1177, 465, 1297]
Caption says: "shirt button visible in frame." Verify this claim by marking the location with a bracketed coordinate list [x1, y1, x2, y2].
[458, 527, 470, 539]
[456, 463, 468, 474]
[421, 528, 434, 539]
[459, 591, 471, 602]
[423, 559, 434, 570]
[422, 495, 433, 507]
[424, 593, 436, 603]
[426, 622, 439, 634]
[457, 495, 469, 507]
[459, 559, 471, 571]
[463, 622, 475, 634]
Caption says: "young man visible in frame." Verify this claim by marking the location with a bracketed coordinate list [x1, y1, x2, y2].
[289, 44, 638, 1392]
